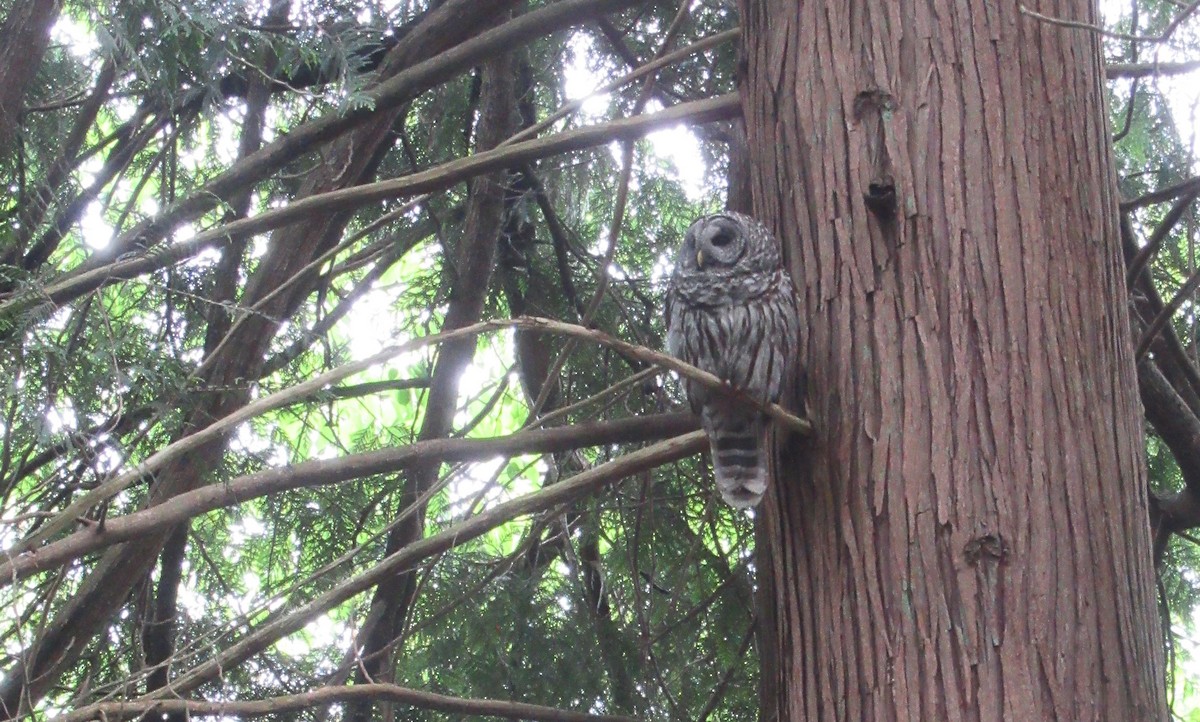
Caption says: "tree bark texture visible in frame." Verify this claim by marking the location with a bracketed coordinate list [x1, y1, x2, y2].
[739, 1, 1167, 720]
[0, 0, 61, 157]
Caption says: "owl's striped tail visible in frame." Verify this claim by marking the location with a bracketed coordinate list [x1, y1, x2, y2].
[702, 410, 769, 509]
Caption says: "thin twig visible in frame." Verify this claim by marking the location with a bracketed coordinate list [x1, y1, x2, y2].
[1021, 0, 1200, 43]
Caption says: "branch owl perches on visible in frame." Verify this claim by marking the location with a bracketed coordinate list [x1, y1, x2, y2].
[665, 212, 802, 508]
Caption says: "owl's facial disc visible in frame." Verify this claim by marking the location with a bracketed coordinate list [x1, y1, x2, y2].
[692, 216, 745, 270]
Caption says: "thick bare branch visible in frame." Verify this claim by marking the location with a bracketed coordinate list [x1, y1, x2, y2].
[1122, 214, 1200, 409]
[11, 315, 805, 562]
[0, 93, 740, 324]
[1137, 359, 1200, 557]
[1124, 193, 1198, 284]
[1121, 175, 1200, 211]
[1139, 359, 1200, 497]
[1107, 59, 1200, 79]
[1135, 266, 1200, 360]
[56, 682, 638, 722]
[91, 431, 707, 706]
[22, 0, 647, 289]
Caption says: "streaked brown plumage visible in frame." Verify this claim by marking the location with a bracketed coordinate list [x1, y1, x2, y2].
[665, 212, 801, 508]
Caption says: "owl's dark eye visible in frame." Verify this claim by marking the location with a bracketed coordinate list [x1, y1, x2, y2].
[710, 230, 736, 247]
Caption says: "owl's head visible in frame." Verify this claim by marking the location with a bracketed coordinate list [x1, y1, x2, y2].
[676, 212, 781, 276]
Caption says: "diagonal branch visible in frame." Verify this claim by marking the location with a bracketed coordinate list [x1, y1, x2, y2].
[1138, 359, 1200, 499]
[1020, 0, 1200, 44]
[1122, 175, 1200, 211]
[1137, 358, 1200, 560]
[1135, 266, 1200, 360]
[1125, 192, 1199, 284]
[86, 431, 707, 709]
[0, 94, 741, 325]
[55, 682, 638, 722]
[12, 315, 805, 557]
[0, 0, 649, 327]
[506, 28, 738, 146]
[1122, 214, 1200, 409]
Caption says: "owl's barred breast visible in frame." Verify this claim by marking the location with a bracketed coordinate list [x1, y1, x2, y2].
[663, 211, 801, 508]
[667, 267, 784, 307]
[666, 269, 798, 411]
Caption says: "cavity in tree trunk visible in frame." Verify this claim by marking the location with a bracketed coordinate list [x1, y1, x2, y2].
[739, 1, 1168, 719]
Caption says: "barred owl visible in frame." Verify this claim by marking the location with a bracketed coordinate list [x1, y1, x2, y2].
[665, 212, 801, 508]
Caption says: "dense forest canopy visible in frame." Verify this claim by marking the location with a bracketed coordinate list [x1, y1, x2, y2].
[0, 0, 1198, 719]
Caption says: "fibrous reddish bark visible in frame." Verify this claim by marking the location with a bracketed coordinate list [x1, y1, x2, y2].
[0, 0, 61, 156]
[739, 0, 1167, 719]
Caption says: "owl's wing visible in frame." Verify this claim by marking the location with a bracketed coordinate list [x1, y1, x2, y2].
[722, 271, 800, 407]
[664, 281, 708, 414]
[663, 282, 683, 360]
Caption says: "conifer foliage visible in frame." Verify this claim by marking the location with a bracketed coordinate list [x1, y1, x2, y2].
[0, 0, 1198, 719]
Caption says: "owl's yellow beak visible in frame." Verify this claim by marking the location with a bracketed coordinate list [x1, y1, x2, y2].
[696, 249, 705, 268]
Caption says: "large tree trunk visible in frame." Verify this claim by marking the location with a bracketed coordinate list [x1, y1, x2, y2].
[0, 0, 62, 157]
[739, 1, 1168, 720]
